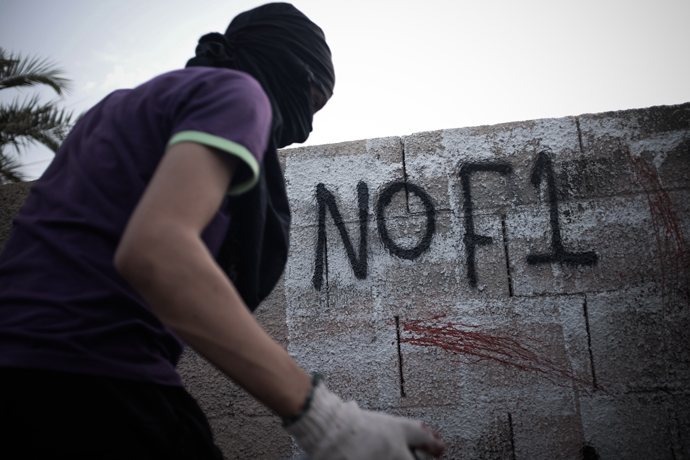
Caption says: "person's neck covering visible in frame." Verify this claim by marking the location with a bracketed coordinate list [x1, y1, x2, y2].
[186, 3, 334, 310]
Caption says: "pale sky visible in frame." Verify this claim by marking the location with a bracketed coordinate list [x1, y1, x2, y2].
[1, 0, 689, 180]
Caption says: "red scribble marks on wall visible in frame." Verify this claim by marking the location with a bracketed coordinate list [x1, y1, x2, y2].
[400, 315, 608, 395]
[627, 152, 690, 311]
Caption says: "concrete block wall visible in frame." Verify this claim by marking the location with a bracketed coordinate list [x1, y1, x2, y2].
[278, 102, 690, 459]
[1, 103, 688, 459]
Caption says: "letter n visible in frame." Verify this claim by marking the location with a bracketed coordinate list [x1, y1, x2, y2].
[312, 182, 369, 290]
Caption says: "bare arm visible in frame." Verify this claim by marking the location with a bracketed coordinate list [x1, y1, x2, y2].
[114, 141, 311, 418]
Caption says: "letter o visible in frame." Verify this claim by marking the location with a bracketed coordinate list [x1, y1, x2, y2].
[376, 182, 436, 260]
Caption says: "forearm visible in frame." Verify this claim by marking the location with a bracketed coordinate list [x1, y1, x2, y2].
[115, 228, 311, 419]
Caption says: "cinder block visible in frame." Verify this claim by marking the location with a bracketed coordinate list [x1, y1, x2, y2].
[587, 285, 690, 395]
[177, 351, 275, 421]
[177, 348, 235, 419]
[373, 210, 510, 312]
[578, 103, 690, 193]
[580, 392, 676, 460]
[666, 305, 690, 387]
[369, 211, 469, 313]
[289, 226, 377, 321]
[210, 414, 292, 460]
[554, 145, 638, 201]
[448, 164, 518, 217]
[234, 414, 292, 460]
[656, 135, 690, 192]
[510, 408, 585, 460]
[284, 226, 329, 319]
[286, 312, 401, 410]
[507, 195, 662, 296]
[282, 136, 405, 229]
[206, 416, 239, 460]
[318, 218, 379, 317]
[671, 394, 690, 459]
[473, 412, 515, 460]
[396, 296, 592, 409]
[254, 273, 289, 348]
[179, 351, 290, 455]
[640, 189, 690, 313]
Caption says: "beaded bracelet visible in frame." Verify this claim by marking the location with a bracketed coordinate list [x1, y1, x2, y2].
[282, 373, 324, 427]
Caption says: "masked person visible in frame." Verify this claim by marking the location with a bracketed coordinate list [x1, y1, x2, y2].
[0, 3, 446, 459]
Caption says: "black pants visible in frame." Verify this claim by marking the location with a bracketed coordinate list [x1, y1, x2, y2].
[0, 368, 224, 460]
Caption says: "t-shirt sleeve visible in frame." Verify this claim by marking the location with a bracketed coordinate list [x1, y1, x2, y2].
[165, 69, 272, 195]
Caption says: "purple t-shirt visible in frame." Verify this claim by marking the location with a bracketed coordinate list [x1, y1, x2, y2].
[0, 67, 272, 386]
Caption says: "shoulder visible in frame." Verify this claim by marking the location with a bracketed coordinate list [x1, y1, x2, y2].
[146, 67, 269, 109]
[158, 68, 274, 192]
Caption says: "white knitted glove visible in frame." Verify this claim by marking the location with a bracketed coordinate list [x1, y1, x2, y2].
[285, 380, 446, 460]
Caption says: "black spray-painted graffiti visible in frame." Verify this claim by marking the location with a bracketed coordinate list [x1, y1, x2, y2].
[312, 151, 598, 290]
[376, 182, 436, 260]
[459, 163, 512, 287]
[312, 182, 369, 291]
[312, 181, 436, 290]
[527, 152, 598, 266]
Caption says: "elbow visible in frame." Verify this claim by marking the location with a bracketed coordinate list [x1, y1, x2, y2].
[114, 234, 159, 289]
[114, 226, 197, 294]
[113, 228, 204, 332]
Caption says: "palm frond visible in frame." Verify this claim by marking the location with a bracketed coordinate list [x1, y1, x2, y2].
[0, 151, 26, 184]
[0, 95, 74, 153]
[0, 48, 72, 96]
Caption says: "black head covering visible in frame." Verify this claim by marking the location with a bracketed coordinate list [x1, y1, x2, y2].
[186, 3, 334, 310]
[187, 2, 334, 148]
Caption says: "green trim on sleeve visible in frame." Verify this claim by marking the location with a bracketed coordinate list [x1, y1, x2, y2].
[167, 131, 260, 195]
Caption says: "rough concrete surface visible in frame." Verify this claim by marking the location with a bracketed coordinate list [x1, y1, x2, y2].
[0, 181, 33, 253]
[1, 103, 688, 459]
[282, 102, 690, 459]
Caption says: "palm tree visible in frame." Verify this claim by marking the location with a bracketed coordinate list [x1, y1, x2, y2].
[0, 48, 75, 184]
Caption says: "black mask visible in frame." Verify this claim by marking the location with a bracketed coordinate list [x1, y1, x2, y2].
[187, 2, 334, 148]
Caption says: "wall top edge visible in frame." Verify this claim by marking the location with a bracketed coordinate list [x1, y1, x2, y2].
[278, 101, 690, 158]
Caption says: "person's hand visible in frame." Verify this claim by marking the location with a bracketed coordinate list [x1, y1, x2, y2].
[285, 380, 446, 460]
